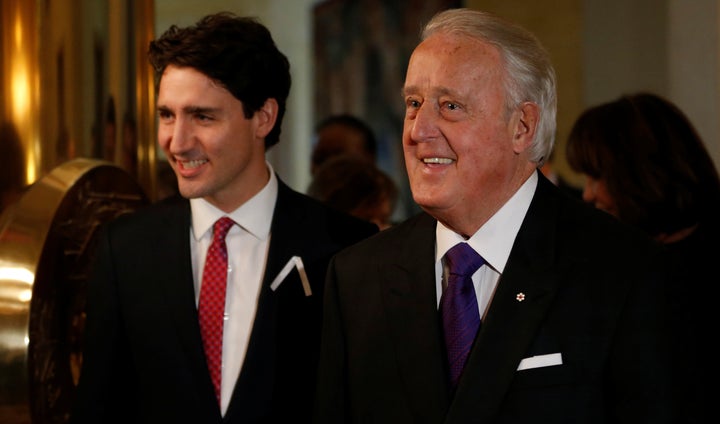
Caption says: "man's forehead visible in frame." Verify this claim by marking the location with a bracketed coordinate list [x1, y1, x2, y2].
[157, 68, 239, 109]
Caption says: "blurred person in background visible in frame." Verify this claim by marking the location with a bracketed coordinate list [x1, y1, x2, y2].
[566, 91, 720, 423]
[308, 154, 398, 230]
[310, 113, 377, 176]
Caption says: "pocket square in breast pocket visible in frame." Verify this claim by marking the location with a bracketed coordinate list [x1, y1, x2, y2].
[516, 352, 563, 371]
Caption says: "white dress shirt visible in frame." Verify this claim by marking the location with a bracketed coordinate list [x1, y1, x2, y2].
[435, 171, 537, 320]
[190, 163, 278, 416]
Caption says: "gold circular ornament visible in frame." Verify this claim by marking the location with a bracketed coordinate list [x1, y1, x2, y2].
[0, 158, 149, 423]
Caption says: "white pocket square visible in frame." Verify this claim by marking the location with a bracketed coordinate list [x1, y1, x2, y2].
[269, 256, 312, 296]
[516, 353, 563, 371]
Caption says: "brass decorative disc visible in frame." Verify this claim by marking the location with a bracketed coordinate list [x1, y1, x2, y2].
[0, 158, 149, 424]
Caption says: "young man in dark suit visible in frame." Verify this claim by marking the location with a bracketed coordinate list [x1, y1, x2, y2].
[314, 8, 675, 423]
[71, 13, 376, 424]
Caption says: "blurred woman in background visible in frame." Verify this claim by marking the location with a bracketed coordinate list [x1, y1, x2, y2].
[566, 92, 720, 423]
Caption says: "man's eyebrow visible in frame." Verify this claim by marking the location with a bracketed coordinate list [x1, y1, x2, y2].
[184, 106, 220, 114]
[402, 85, 455, 97]
[402, 85, 418, 97]
[156, 105, 221, 116]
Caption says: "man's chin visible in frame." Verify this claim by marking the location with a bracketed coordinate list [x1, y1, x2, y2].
[177, 184, 206, 200]
[412, 192, 447, 214]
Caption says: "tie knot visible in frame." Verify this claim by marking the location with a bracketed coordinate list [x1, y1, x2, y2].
[445, 242, 484, 277]
[213, 217, 235, 241]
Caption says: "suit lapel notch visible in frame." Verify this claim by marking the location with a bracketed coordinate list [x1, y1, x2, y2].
[379, 214, 452, 416]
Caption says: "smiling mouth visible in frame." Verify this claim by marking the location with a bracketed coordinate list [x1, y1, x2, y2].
[422, 157, 453, 164]
[179, 159, 208, 169]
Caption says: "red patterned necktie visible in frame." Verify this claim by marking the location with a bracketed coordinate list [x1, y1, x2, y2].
[440, 242, 485, 389]
[198, 216, 234, 404]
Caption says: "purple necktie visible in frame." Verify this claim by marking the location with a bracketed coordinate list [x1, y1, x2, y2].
[198, 216, 234, 405]
[440, 242, 485, 389]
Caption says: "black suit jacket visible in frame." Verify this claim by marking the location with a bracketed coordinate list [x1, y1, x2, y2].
[71, 178, 377, 424]
[314, 172, 675, 423]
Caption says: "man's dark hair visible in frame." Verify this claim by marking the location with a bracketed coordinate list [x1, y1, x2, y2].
[148, 12, 291, 148]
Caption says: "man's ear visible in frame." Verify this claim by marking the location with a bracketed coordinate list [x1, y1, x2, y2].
[512, 102, 539, 153]
[255, 98, 278, 139]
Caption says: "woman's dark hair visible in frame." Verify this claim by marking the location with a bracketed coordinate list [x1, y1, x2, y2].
[148, 12, 291, 148]
[566, 92, 720, 237]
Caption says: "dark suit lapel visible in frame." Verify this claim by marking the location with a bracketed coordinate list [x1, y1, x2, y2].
[226, 180, 326, 420]
[445, 175, 567, 422]
[153, 200, 218, 405]
[257, 180, 325, 361]
[261, 182, 316, 294]
[381, 213, 452, 420]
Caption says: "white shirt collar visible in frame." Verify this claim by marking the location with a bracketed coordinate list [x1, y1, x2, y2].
[190, 161, 278, 241]
[436, 171, 537, 273]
